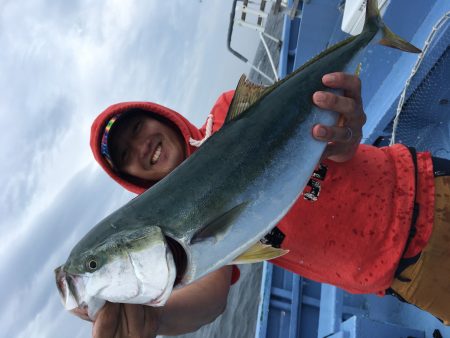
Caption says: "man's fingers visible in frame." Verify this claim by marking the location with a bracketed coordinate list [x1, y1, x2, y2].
[70, 306, 91, 322]
[313, 91, 360, 118]
[322, 72, 362, 100]
[329, 125, 358, 143]
[142, 306, 160, 338]
[120, 304, 159, 338]
[313, 72, 365, 163]
[120, 304, 146, 337]
[92, 302, 120, 338]
[313, 125, 361, 143]
[321, 142, 357, 163]
[92, 303, 159, 338]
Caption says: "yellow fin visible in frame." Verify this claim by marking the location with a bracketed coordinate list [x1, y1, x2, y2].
[379, 26, 422, 53]
[354, 62, 362, 77]
[230, 242, 289, 264]
[364, 0, 421, 53]
[224, 75, 269, 123]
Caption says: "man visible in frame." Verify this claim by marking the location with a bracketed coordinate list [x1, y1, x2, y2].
[89, 73, 449, 337]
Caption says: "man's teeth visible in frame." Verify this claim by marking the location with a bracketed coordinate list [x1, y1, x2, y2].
[151, 145, 162, 164]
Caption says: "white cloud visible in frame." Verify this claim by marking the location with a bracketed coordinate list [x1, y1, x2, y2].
[0, 165, 134, 337]
[0, 0, 258, 336]
[15, 298, 91, 338]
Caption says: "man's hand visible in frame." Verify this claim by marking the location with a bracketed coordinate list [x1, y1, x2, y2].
[92, 302, 160, 338]
[91, 266, 232, 338]
[312, 72, 366, 162]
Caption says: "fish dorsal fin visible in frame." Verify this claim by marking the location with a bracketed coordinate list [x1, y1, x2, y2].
[225, 37, 358, 115]
[224, 75, 270, 123]
[190, 202, 249, 244]
[224, 39, 359, 124]
[230, 241, 289, 264]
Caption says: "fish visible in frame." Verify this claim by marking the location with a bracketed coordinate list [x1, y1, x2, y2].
[55, 0, 421, 320]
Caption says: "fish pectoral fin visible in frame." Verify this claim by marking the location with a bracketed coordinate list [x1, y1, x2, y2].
[224, 75, 270, 123]
[230, 242, 289, 264]
[190, 202, 249, 244]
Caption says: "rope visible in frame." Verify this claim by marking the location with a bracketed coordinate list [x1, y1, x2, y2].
[391, 11, 450, 145]
[189, 114, 214, 147]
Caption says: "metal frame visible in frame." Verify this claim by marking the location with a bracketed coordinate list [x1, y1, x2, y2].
[227, 0, 289, 83]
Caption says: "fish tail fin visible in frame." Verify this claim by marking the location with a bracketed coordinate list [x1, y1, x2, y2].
[365, 0, 422, 53]
[379, 26, 422, 53]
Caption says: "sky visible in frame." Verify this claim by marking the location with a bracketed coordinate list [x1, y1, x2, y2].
[0, 1, 258, 337]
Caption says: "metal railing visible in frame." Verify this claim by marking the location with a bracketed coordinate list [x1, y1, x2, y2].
[227, 0, 289, 83]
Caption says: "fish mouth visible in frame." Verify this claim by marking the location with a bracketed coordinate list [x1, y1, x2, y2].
[55, 265, 105, 320]
[54, 236, 187, 317]
[55, 265, 80, 310]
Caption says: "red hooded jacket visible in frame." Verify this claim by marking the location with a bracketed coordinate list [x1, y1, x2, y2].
[91, 92, 435, 295]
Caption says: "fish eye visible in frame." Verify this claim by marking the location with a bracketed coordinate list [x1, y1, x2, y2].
[85, 256, 99, 272]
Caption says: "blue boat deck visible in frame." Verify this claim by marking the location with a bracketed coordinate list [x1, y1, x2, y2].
[256, 1, 450, 337]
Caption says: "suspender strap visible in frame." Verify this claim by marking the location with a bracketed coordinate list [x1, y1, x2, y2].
[409, 147, 419, 239]
[388, 151, 450, 301]
[404, 147, 419, 252]
[432, 156, 450, 177]
[393, 147, 420, 278]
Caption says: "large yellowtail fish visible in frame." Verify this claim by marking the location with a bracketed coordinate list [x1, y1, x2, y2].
[55, 0, 420, 320]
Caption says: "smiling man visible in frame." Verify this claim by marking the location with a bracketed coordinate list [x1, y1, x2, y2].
[88, 73, 450, 338]
[106, 110, 186, 182]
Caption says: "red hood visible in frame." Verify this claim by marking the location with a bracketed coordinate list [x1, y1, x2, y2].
[90, 102, 205, 194]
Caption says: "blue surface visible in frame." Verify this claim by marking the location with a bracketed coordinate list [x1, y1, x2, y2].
[393, 29, 450, 159]
[256, 264, 324, 338]
[293, 0, 345, 69]
[257, 1, 450, 337]
[361, 2, 450, 145]
[331, 315, 425, 338]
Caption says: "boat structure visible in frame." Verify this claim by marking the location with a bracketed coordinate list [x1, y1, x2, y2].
[227, 0, 450, 337]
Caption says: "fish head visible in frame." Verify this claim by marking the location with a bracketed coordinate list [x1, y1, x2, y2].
[55, 225, 176, 320]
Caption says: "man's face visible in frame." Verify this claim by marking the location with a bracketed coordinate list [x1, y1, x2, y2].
[109, 112, 185, 181]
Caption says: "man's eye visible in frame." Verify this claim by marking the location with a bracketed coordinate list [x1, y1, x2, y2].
[121, 149, 129, 164]
[133, 121, 142, 135]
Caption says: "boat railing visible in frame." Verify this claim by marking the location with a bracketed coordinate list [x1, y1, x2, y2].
[227, 0, 293, 83]
[255, 1, 450, 337]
